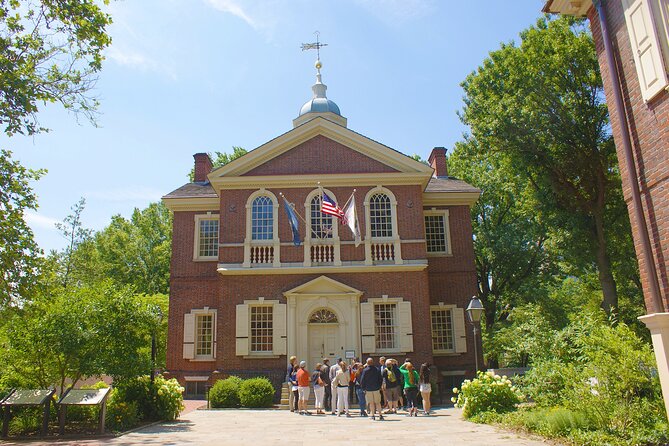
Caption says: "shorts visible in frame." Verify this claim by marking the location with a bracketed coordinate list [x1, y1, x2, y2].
[365, 390, 381, 404]
[419, 383, 432, 393]
[386, 386, 401, 402]
[298, 386, 310, 401]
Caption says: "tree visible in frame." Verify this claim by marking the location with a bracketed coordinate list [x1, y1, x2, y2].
[93, 202, 172, 295]
[188, 147, 247, 181]
[0, 0, 113, 136]
[449, 139, 552, 333]
[459, 16, 626, 312]
[55, 197, 93, 289]
[0, 150, 45, 307]
[1, 281, 158, 395]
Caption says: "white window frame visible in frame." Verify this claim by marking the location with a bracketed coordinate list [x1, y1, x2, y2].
[303, 188, 341, 266]
[249, 304, 274, 354]
[193, 214, 219, 261]
[243, 189, 280, 267]
[430, 304, 456, 354]
[236, 298, 287, 358]
[424, 209, 452, 256]
[363, 186, 402, 265]
[183, 307, 217, 361]
[361, 296, 413, 354]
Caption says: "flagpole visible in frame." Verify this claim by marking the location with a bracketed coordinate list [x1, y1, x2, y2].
[340, 189, 356, 209]
[279, 192, 321, 240]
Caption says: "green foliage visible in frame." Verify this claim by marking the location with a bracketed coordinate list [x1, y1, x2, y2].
[106, 391, 140, 432]
[0, 150, 45, 308]
[0, 0, 113, 136]
[0, 281, 158, 394]
[114, 375, 184, 421]
[238, 377, 275, 408]
[452, 371, 523, 418]
[188, 147, 247, 181]
[459, 16, 637, 312]
[209, 376, 243, 408]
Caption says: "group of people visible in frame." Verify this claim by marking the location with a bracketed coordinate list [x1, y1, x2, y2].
[286, 355, 433, 419]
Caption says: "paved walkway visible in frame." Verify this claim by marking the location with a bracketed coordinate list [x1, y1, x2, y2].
[3, 407, 553, 445]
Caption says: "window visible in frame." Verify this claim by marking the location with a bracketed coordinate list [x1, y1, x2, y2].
[310, 195, 334, 239]
[196, 314, 213, 357]
[184, 381, 207, 399]
[183, 308, 217, 361]
[374, 303, 398, 350]
[431, 308, 454, 352]
[369, 193, 393, 238]
[424, 210, 451, 255]
[250, 306, 273, 353]
[252, 196, 274, 240]
[622, 0, 669, 101]
[193, 215, 219, 260]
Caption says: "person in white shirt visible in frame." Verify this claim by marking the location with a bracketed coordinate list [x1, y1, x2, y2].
[333, 361, 351, 417]
[329, 357, 342, 415]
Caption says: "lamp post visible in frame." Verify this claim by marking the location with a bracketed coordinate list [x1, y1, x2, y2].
[466, 296, 484, 374]
[151, 305, 164, 385]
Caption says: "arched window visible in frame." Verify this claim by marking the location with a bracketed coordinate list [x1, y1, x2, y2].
[310, 195, 334, 239]
[369, 193, 392, 238]
[309, 308, 339, 323]
[252, 196, 274, 240]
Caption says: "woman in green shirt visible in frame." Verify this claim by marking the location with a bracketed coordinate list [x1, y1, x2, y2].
[399, 361, 419, 417]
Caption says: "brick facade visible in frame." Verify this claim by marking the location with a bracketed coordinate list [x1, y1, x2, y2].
[588, 2, 669, 312]
[164, 122, 480, 399]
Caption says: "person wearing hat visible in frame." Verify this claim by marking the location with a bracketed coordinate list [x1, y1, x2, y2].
[286, 356, 298, 412]
[297, 360, 311, 415]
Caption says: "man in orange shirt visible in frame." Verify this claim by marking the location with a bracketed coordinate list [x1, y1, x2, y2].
[297, 360, 311, 415]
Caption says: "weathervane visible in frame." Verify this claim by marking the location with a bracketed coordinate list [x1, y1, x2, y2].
[301, 31, 328, 61]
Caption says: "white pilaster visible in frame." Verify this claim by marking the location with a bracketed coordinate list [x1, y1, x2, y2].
[639, 312, 669, 421]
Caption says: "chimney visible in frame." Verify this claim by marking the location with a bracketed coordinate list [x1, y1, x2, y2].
[193, 153, 213, 183]
[428, 147, 448, 178]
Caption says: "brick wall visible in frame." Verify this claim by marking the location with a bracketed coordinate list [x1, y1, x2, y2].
[589, 3, 669, 311]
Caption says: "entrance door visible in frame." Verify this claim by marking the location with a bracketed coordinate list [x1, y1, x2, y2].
[309, 324, 338, 369]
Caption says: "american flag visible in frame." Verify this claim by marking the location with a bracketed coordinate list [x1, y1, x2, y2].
[321, 192, 346, 224]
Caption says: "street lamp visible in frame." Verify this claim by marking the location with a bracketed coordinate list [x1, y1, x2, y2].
[466, 296, 484, 374]
[151, 305, 164, 385]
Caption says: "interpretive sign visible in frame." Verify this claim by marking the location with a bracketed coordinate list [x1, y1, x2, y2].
[58, 387, 111, 435]
[1, 388, 55, 438]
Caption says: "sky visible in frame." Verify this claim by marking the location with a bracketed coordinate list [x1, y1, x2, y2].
[4, 0, 545, 252]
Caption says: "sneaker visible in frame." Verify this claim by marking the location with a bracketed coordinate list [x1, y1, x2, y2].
[371, 416, 375, 421]
[379, 415, 385, 421]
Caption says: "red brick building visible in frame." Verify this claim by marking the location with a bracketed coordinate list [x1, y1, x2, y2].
[162, 62, 480, 398]
[544, 0, 669, 418]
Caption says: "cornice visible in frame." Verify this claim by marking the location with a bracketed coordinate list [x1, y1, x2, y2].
[162, 197, 219, 211]
[422, 192, 480, 206]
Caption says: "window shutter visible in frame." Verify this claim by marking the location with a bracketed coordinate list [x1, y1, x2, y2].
[623, 0, 669, 101]
[183, 313, 195, 359]
[236, 304, 249, 356]
[453, 307, 468, 353]
[273, 303, 287, 356]
[212, 311, 218, 359]
[398, 301, 414, 353]
[360, 302, 376, 353]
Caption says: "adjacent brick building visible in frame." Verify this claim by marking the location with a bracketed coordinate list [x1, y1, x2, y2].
[544, 0, 669, 419]
[162, 62, 480, 398]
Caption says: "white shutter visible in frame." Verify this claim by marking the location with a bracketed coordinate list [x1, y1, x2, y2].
[453, 307, 468, 353]
[623, 0, 669, 101]
[236, 304, 249, 356]
[398, 301, 414, 353]
[273, 303, 287, 356]
[183, 313, 195, 359]
[360, 302, 376, 353]
[212, 311, 217, 359]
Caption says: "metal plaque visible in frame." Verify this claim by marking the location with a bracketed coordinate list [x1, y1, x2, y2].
[1, 389, 53, 406]
[59, 388, 111, 406]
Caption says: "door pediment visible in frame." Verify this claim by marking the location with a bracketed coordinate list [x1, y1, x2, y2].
[284, 275, 363, 298]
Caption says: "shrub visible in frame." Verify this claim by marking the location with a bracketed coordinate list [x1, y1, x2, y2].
[114, 375, 184, 421]
[209, 376, 242, 408]
[105, 389, 140, 432]
[452, 371, 523, 418]
[238, 377, 274, 408]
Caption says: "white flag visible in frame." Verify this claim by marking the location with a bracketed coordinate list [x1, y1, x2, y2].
[343, 194, 361, 247]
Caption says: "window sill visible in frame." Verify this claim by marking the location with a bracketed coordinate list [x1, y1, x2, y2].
[426, 252, 453, 257]
[189, 357, 216, 362]
[193, 257, 219, 262]
[243, 354, 280, 359]
[433, 351, 460, 357]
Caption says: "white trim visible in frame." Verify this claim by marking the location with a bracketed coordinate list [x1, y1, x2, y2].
[424, 209, 452, 256]
[186, 307, 218, 361]
[430, 304, 456, 355]
[184, 376, 210, 381]
[244, 189, 280, 268]
[218, 261, 428, 275]
[363, 186, 402, 265]
[304, 188, 341, 267]
[193, 214, 220, 261]
[365, 296, 411, 354]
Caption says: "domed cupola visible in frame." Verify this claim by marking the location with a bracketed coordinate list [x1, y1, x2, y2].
[293, 58, 347, 128]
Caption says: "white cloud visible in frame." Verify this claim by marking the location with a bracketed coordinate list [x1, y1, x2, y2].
[85, 187, 164, 203]
[205, 0, 258, 28]
[106, 46, 177, 80]
[24, 211, 60, 230]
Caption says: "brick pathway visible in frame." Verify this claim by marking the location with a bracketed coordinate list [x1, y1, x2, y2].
[2, 407, 555, 445]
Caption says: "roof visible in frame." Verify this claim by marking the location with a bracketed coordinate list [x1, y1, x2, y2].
[163, 182, 216, 199]
[425, 177, 481, 194]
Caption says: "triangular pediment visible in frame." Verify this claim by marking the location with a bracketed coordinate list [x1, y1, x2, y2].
[208, 117, 433, 184]
[284, 275, 363, 297]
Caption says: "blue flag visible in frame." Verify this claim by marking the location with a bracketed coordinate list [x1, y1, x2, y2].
[282, 196, 302, 246]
